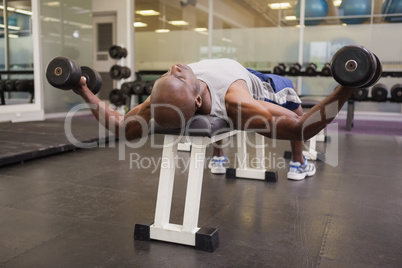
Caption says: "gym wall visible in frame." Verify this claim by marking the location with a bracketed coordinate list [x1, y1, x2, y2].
[41, 0, 93, 115]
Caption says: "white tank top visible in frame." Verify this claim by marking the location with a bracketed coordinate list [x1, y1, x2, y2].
[188, 58, 265, 118]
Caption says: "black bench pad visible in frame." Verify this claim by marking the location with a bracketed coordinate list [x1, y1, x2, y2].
[150, 115, 232, 138]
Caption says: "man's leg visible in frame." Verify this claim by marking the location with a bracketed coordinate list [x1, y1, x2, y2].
[212, 140, 225, 157]
[208, 140, 227, 174]
[288, 105, 316, 181]
[290, 105, 304, 164]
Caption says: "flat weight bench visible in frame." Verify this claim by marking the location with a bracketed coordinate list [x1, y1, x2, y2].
[134, 115, 237, 252]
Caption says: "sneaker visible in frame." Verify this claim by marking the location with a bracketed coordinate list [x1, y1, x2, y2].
[208, 156, 227, 174]
[287, 156, 316, 180]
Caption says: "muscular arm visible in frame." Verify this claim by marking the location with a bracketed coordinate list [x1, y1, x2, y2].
[75, 78, 151, 141]
[225, 80, 355, 141]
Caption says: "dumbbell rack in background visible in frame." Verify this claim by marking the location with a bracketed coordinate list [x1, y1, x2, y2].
[272, 62, 402, 131]
[0, 70, 35, 106]
[116, 70, 163, 111]
[107, 45, 132, 114]
[345, 71, 402, 130]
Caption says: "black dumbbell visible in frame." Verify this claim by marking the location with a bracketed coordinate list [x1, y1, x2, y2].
[371, 83, 388, 102]
[132, 81, 145, 94]
[109, 89, 126, 107]
[121, 80, 146, 95]
[5, 80, 15, 91]
[289, 63, 301, 76]
[305, 63, 317, 76]
[273, 63, 286, 75]
[144, 81, 154, 95]
[321, 63, 331, 76]
[390, 84, 402, 102]
[15, 80, 34, 93]
[121, 82, 134, 96]
[330, 45, 382, 88]
[352, 87, 369, 101]
[110, 65, 131, 80]
[46, 57, 102, 94]
[0, 80, 5, 92]
[109, 45, 128, 59]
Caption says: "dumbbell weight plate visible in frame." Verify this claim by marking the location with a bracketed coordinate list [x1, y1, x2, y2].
[109, 45, 127, 59]
[371, 83, 388, 102]
[109, 89, 126, 106]
[0, 80, 5, 92]
[391, 84, 402, 102]
[289, 63, 301, 75]
[81, 66, 102, 95]
[110, 65, 122, 80]
[361, 54, 382, 88]
[132, 81, 145, 95]
[330, 45, 377, 88]
[109, 45, 120, 59]
[321, 63, 331, 76]
[5, 80, 15, 92]
[145, 81, 154, 95]
[15, 80, 29, 92]
[305, 63, 317, 76]
[353, 87, 369, 101]
[273, 63, 286, 75]
[46, 56, 82, 90]
[121, 67, 131, 79]
[120, 48, 128, 58]
[121, 82, 133, 96]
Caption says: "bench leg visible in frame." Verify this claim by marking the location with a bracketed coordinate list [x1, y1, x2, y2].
[134, 136, 219, 252]
[226, 132, 277, 182]
[346, 100, 355, 131]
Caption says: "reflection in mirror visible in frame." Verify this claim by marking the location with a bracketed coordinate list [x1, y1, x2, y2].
[0, 0, 34, 106]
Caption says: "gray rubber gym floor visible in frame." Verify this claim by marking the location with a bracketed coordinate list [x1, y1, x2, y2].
[0, 120, 402, 267]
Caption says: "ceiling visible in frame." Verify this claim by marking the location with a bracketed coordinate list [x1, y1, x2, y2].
[134, 0, 387, 32]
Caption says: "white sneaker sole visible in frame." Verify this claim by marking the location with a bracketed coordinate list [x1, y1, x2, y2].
[211, 167, 226, 174]
[287, 169, 316, 180]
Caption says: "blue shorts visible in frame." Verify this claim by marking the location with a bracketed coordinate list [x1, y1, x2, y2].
[247, 68, 301, 110]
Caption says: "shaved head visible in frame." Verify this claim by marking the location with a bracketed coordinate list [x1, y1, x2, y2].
[150, 64, 201, 128]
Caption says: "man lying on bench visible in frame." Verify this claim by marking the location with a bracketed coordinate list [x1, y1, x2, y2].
[74, 49, 378, 180]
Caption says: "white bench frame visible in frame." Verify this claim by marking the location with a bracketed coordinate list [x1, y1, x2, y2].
[134, 130, 237, 252]
[229, 131, 278, 181]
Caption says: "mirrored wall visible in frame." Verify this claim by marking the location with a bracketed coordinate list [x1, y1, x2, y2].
[40, 0, 92, 114]
[0, 0, 34, 106]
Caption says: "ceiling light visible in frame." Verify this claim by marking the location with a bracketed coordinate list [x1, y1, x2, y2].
[0, 5, 32, 16]
[155, 29, 170, 33]
[43, 2, 61, 7]
[333, 0, 342, 7]
[194, 27, 207, 32]
[222, 37, 232, 43]
[285, 16, 297, 20]
[268, 3, 291, 9]
[133, 22, 148, 27]
[0, 24, 21, 30]
[168, 20, 189, 26]
[15, 9, 32, 16]
[136, 10, 160, 16]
